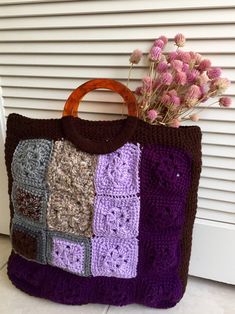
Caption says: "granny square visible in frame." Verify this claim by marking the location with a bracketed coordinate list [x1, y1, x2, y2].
[95, 143, 141, 195]
[93, 195, 140, 238]
[11, 139, 53, 188]
[47, 232, 91, 276]
[91, 237, 138, 278]
[46, 140, 97, 237]
[140, 194, 186, 231]
[138, 232, 181, 276]
[46, 140, 97, 195]
[140, 145, 192, 196]
[11, 181, 48, 225]
[11, 216, 47, 264]
[47, 191, 94, 237]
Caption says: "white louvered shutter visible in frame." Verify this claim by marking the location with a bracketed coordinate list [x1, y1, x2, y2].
[0, 0, 234, 284]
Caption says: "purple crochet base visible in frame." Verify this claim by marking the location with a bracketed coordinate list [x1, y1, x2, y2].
[8, 252, 183, 308]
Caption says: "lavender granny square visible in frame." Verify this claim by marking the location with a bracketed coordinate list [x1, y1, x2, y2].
[95, 143, 141, 195]
[93, 195, 140, 238]
[91, 237, 138, 278]
[47, 233, 91, 276]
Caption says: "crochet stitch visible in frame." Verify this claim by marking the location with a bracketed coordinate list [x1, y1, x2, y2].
[47, 231, 91, 276]
[46, 140, 97, 238]
[5, 113, 202, 309]
[93, 195, 140, 238]
[11, 181, 48, 225]
[91, 237, 138, 278]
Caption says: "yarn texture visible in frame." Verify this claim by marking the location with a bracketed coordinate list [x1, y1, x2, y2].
[4, 113, 202, 309]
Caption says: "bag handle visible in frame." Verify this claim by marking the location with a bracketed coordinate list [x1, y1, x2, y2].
[62, 78, 138, 117]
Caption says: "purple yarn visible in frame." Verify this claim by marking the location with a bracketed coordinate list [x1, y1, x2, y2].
[8, 252, 182, 308]
[91, 237, 138, 278]
[93, 195, 140, 238]
[95, 143, 141, 195]
[51, 237, 85, 274]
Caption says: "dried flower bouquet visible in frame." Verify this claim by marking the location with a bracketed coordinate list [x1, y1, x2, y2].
[127, 34, 232, 127]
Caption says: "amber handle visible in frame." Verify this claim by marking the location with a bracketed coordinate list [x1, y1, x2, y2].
[62, 78, 138, 117]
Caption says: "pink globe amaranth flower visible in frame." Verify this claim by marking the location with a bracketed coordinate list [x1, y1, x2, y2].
[177, 50, 191, 63]
[186, 84, 202, 98]
[197, 72, 209, 85]
[189, 52, 202, 65]
[182, 63, 189, 72]
[149, 46, 162, 61]
[198, 59, 212, 72]
[187, 69, 200, 83]
[171, 59, 183, 72]
[174, 33, 186, 47]
[156, 61, 168, 73]
[129, 49, 143, 64]
[170, 118, 181, 128]
[199, 84, 210, 99]
[171, 95, 181, 106]
[154, 39, 164, 49]
[185, 85, 202, 106]
[175, 71, 187, 85]
[167, 51, 178, 62]
[147, 109, 158, 121]
[160, 72, 173, 85]
[190, 114, 200, 122]
[159, 35, 168, 45]
[207, 67, 222, 79]
[210, 77, 231, 94]
[135, 86, 143, 96]
[143, 76, 153, 92]
[161, 94, 171, 105]
[219, 96, 232, 107]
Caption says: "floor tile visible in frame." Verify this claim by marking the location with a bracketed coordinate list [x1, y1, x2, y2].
[107, 276, 235, 314]
[0, 235, 11, 269]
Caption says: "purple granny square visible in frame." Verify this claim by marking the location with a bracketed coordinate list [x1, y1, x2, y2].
[140, 145, 192, 197]
[93, 195, 140, 238]
[95, 143, 141, 195]
[49, 236, 88, 276]
[91, 237, 138, 278]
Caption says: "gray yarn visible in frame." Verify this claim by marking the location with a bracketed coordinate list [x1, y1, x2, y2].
[11, 139, 54, 189]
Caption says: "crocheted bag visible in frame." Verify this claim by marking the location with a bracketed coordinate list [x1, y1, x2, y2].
[5, 78, 202, 309]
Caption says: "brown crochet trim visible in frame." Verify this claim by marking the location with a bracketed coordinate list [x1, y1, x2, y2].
[4, 113, 202, 292]
[61, 115, 139, 154]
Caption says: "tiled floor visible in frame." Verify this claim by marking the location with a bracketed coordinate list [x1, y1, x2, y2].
[0, 235, 234, 314]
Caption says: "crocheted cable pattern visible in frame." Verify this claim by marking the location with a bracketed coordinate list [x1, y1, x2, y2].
[46, 140, 97, 238]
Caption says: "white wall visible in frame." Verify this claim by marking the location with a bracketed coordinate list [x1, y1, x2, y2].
[0, 0, 234, 283]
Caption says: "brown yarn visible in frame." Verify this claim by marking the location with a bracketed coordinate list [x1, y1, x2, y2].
[11, 228, 37, 260]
